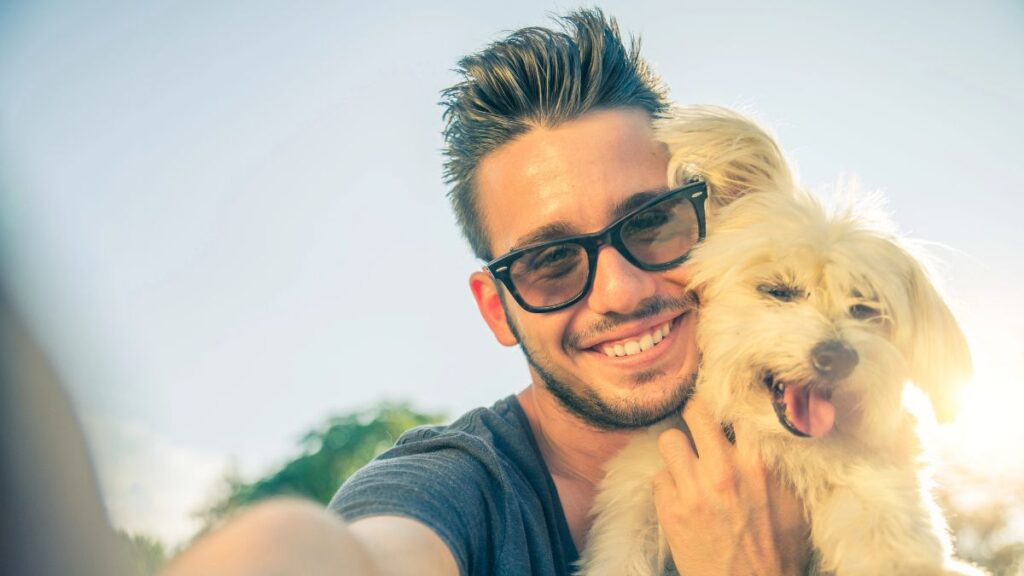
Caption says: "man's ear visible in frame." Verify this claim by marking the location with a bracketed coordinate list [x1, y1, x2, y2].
[469, 271, 519, 347]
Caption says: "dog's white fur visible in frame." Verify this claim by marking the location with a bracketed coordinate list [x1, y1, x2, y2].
[576, 106, 981, 576]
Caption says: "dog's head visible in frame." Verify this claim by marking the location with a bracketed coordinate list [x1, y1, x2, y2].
[687, 190, 971, 444]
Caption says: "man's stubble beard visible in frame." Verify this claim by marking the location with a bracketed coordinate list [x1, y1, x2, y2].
[528, 349, 695, 431]
[500, 292, 696, 431]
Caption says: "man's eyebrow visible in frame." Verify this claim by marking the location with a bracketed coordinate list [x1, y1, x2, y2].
[611, 190, 663, 221]
[510, 221, 579, 251]
[507, 188, 669, 251]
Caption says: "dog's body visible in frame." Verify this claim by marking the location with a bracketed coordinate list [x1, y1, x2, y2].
[577, 108, 980, 576]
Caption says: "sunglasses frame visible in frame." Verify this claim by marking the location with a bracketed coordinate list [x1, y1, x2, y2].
[485, 179, 708, 313]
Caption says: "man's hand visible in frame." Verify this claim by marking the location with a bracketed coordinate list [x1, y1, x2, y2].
[652, 398, 810, 575]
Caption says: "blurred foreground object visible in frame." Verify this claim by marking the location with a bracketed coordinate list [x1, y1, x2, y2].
[0, 287, 131, 575]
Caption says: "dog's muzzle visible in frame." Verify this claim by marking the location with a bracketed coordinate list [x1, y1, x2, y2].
[764, 340, 857, 438]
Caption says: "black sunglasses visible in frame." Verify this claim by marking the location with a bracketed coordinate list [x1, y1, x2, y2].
[486, 179, 708, 313]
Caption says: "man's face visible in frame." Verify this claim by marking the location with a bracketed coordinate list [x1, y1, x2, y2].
[472, 108, 700, 429]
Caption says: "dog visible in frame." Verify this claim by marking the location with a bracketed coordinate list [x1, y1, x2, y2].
[576, 107, 981, 576]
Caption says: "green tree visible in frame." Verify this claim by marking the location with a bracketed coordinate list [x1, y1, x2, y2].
[115, 530, 167, 576]
[196, 402, 444, 531]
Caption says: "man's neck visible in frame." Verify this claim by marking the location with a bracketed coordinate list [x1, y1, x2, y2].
[517, 385, 637, 485]
[516, 383, 641, 552]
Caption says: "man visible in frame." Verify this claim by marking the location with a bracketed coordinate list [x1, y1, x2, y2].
[331, 8, 807, 574]
[166, 9, 807, 576]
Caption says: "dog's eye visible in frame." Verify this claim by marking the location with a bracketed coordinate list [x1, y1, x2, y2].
[757, 284, 803, 302]
[850, 303, 880, 320]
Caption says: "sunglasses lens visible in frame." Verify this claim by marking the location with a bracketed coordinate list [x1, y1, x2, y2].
[508, 243, 589, 310]
[620, 194, 700, 267]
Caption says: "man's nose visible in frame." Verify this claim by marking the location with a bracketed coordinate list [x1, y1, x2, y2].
[585, 246, 657, 315]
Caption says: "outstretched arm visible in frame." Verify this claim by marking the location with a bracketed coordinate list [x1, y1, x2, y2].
[162, 499, 458, 576]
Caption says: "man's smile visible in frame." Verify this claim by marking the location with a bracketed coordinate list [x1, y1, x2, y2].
[598, 321, 671, 358]
[577, 311, 694, 368]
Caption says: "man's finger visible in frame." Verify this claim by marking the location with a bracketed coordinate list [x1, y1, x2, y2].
[652, 468, 683, 530]
[652, 468, 678, 505]
[682, 396, 732, 473]
[657, 427, 697, 490]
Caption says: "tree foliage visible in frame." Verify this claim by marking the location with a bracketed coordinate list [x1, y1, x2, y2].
[196, 402, 444, 531]
[115, 530, 167, 576]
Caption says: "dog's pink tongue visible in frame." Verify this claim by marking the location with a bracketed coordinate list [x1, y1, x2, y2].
[784, 386, 835, 437]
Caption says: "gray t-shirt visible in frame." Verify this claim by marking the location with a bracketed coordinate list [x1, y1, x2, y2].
[329, 395, 579, 575]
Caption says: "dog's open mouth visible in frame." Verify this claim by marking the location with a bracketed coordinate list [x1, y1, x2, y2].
[764, 373, 836, 438]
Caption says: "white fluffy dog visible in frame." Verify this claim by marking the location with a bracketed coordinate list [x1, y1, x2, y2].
[577, 107, 981, 576]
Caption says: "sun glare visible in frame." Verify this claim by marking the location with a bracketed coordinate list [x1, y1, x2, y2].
[936, 350, 1024, 479]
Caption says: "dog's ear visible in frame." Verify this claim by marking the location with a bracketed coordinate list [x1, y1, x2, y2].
[895, 254, 972, 423]
[655, 106, 795, 214]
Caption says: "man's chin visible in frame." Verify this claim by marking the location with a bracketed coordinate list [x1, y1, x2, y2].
[514, 320, 696, 430]
[542, 371, 694, 431]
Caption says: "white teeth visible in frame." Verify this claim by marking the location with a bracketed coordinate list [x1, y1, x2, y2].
[639, 333, 654, 351]
[599, 320, 673, 358]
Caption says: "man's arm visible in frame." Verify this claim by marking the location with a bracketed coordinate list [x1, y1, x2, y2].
[348, 516, 460, 576]
[162, 499, 458, 576]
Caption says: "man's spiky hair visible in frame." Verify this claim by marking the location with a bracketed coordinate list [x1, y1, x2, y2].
[441, 8, 669, 260]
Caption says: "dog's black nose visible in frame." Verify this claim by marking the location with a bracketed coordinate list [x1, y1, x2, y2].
[811, 340, 858, 380]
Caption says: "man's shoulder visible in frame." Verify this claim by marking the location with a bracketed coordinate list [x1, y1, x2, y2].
[393, 395, 529, 451]
[329, 393, 548, 522]
[369, 395, 548, 482]
[330, 395, 575, 576]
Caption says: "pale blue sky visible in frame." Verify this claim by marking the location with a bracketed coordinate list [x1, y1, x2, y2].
[1, 0, 1022, 544]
